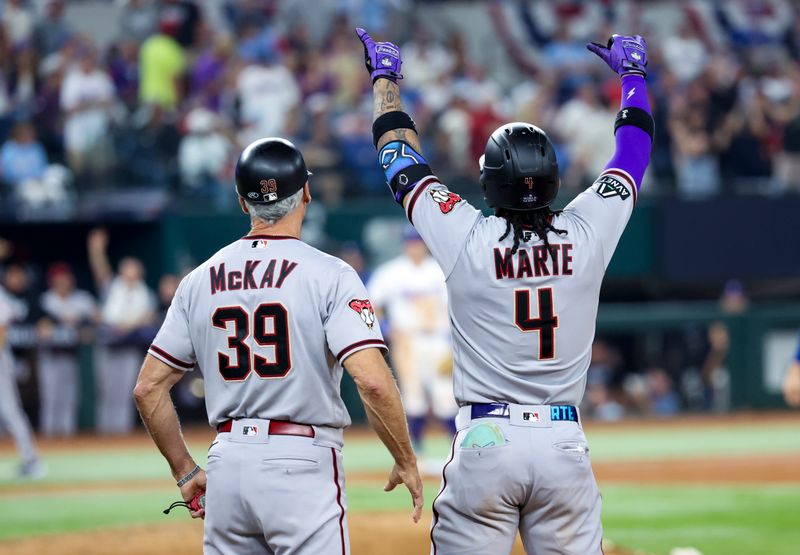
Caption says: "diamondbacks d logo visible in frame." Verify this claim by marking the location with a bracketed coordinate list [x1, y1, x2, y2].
[260, 179, 278, 202]
[593, 174, 631, 200]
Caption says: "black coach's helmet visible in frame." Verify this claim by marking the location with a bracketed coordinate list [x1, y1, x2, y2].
[235, 137, 312, 204]
[479, 122, 559, 211]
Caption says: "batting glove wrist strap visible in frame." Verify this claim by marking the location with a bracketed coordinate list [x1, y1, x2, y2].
[176, 465, 200, 487]
[614, 107, 654, 141]
[372, 111, 418, 147]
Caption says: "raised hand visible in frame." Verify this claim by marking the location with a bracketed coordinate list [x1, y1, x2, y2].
[355, 27, 403, 83]
[587, 34, 648, 77]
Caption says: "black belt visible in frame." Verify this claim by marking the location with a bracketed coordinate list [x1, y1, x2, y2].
[470, 403, 579, 423]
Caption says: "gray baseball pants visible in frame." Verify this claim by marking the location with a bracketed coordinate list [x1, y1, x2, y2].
[38, 350, 79, 436]
[430, 404, 602, 555]
[0, 350, 39, 464]
[204, 419, 349, 555]
[94, 346, 142, 434]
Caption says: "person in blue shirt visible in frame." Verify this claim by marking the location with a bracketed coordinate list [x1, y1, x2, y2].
[0, 122, 48, 194]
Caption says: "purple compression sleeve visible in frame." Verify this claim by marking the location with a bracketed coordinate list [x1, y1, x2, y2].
[603, 74, 652, 190]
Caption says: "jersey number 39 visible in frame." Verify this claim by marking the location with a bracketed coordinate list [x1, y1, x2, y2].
[212, 304, 291, 381]
[514, 288, 558, 360]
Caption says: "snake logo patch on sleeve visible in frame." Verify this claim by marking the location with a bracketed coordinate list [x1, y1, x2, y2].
[429, 187, 463, 214]
[593, 174, 631, 201]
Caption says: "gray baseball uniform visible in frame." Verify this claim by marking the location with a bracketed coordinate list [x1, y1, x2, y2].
[38, 289, 96, 436]
[401, 169, 637, 554]
[148, 234, 386, 555]
[0, 288, 40, 468]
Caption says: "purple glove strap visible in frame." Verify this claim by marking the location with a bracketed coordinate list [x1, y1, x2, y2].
[603, 74, 652, 190]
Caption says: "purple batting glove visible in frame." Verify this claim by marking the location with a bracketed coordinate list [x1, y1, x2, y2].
[355, 27, 403, 83]
[587, 34, 647, 77]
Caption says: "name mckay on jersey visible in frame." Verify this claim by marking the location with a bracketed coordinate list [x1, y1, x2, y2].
[493, 244, 573, 280]
[210, 259, 298, 295]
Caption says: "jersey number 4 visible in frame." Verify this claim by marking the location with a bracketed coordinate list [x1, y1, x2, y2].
[211, 304, 291, 381]
[514, 288, 558, 360]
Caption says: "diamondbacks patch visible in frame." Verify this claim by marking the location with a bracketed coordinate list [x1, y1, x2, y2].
[348, 299, 376, 329]
[593, 174, 631, 200]
[429, 187, 462, 214]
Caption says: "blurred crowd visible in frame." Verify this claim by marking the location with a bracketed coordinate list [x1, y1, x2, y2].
[0, 0, 797, 217]
[0, 230, 190, 441]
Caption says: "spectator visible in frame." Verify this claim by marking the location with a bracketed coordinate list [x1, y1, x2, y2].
[178, 107, 234, 199]
[37, 263, 96, 437]
[670, 93, 721, 198]
[60, 46, 115, 186]
[1, 0, 34, 48]
[662, 21, 708, 83]
[119, 0, 159, 43]
[235, 50, 300, 145]
[645, 367, 681, 416]
[138, 18, 186, 110]
[33, 0, 71, 57]
[160, 0, 202, 48]
[0, 122, 48, 195]
[88, 229, 156, 435]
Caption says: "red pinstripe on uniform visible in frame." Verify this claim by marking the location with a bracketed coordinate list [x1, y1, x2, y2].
[335, 339, 387, 364]
[602, 168, 637, 205]
[405, 176, 438, 225]
[429, 435, 457, 554]
[331, 448, 346, 554]
[148, 345, 194, 369]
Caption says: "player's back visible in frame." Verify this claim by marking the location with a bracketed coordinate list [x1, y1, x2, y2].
[447, 210, 606, 406]
[148, 234, 386, 429]
[404, 170, 636, 407]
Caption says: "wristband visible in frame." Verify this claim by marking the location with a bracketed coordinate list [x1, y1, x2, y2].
[372, 111, 417, 147]
[176, 465, 200, 487]
[614, 107, 654, 141]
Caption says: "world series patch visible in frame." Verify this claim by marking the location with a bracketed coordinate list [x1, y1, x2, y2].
[593, 174, 631, 200]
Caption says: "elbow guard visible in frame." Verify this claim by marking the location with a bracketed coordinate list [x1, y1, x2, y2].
[379, 140, 432, 203]
[615, 107, 654, 141]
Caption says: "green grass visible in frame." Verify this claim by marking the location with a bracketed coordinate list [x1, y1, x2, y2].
[0, 419, 798, 554]
[601, 485, 800, 555]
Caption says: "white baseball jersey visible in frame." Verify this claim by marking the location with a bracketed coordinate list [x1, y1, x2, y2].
[368, 255, 449, 337]
[148, 234, 387, 428]
[404, 170, 637, 406]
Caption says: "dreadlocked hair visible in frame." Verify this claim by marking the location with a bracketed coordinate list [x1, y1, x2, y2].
[498, 208, 567, 257]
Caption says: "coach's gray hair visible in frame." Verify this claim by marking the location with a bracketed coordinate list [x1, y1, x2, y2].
[245, 189, 304, 226]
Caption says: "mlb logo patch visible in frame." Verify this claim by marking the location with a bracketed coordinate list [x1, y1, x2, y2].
[522, 411, 540, 423]
[242, 425, 258, 436]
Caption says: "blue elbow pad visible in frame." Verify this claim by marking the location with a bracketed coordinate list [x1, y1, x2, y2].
[378, 141, 433, 203]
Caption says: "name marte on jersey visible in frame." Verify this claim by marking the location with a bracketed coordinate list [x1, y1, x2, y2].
[210, 259, 298, 295]
[494, 244, 573, 280]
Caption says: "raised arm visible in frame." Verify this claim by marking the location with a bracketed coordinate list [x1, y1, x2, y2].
[587, 35, 653, 190]
[356, 28, 432, 206]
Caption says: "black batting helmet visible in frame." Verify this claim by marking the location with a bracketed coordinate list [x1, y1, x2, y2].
[479, 122, 559, 211]
[235, 138, 311, 204]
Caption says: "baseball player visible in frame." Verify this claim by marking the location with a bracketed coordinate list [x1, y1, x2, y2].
[368, 226, 457, 468]
[0, 286, 44, 478]
[134, 137, 423, 555]
[357, 29, 653, 554]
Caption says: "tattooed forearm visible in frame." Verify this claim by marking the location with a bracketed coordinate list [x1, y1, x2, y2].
[372, 79, 422, 151]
